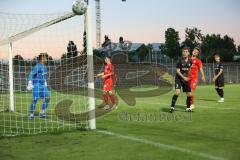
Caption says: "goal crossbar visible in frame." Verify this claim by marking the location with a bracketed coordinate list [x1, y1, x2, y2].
[0, 12, 75, 46]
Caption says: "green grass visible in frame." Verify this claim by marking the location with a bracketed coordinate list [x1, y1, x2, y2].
[1, 84, 240, 160]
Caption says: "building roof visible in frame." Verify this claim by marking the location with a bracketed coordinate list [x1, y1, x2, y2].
[99, 42, 163, 53]
[98, 42, 142, 53]
[150, 43, 164, 52]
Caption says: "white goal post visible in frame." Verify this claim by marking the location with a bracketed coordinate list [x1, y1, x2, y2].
[0, 1, 96, 135]
[8, 42, 14, 112]
[86, 5, 96, 130]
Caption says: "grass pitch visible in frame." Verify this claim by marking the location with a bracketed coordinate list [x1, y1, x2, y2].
[0, 84, 240, 160]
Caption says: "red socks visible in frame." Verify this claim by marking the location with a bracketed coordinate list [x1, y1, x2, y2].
[103, 93, 109, 105]
[103, 93, 116, 105]
[191, 95, 194, 105]
[109, 94, 116, 105]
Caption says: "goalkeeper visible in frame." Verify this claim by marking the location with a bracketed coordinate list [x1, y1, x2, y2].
[27, 54, 50, 119]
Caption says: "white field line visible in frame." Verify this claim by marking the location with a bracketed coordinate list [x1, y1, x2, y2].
[97, 130, 227, 160]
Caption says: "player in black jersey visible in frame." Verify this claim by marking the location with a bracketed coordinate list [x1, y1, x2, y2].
[213, 54, 224, 102]
[170, 47, 193, 112]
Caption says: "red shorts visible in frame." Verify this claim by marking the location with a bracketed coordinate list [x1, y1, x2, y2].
[103, 80, 113, 92]
[189, 78, 198, 91]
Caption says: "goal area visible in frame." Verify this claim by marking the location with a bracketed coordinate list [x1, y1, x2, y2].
[0, 5, 96, 136]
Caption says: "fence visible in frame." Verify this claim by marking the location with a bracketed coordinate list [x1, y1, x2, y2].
[0, 55, 239, 94]
[127, 51, 240, 85]
[163, 62, 240, 85]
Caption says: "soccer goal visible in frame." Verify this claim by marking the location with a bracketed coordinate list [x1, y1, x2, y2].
[0, 1, 96, 136]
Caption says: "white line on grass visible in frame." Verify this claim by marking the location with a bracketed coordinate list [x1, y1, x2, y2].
[97, 130, 227, 160]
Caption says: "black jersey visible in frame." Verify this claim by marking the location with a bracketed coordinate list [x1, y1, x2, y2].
[175, 58, 191, 81]
[214, 62, 224, 79]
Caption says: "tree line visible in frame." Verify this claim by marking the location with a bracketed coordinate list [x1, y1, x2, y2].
[12, 40, 80, 66]
[11, 27, 240, 65]
[164, 27, 240, 62]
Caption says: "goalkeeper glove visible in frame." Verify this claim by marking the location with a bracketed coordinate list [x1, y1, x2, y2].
[45, 81, 47, 86]
[27, 81, 33, 91]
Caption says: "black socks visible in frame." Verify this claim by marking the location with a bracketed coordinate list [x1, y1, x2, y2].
[186, 96, 191, 108]
[171, 95, 178, 107]
[215, 88, 224, 98]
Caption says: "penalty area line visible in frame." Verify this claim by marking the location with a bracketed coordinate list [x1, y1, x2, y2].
[97, 130, 227, 160]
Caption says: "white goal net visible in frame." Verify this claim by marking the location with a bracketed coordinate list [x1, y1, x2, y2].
[0, 7, 96, 136]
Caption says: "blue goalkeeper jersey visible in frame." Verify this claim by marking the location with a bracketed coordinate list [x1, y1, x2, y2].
[28, 63, 47, 86]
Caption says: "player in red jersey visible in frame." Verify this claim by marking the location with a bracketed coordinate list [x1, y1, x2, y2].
[96, 55, 117, 110]
[189, 47, 205, 110]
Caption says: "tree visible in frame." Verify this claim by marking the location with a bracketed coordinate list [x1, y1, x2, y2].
[61, 53, 67, 64]
[32, 56, 38, 66]
[164, 28, 180, 60]
[183, 27, 204, 51]
[137, 44, 149, 61]
[13, 55, 24, 66]
[159, 44, 166, 55]
[102, 35, 111, 48]
[47, 55, 54, 65]
[67, 41, 78, 58]
[201, 34, 236, 62]
[93, 49, 100, 57]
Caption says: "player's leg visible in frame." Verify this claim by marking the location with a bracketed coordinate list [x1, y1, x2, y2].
[108, 87, 118, 109]
[108, 90, 117, 110]
[215, 78, 224, 102]
[29, 85, 40, 119]
[170, 81, 181, 112]
[183, 82, 192, 112]
[189, 79, 198, 109]
[215, 80, 221, 97]
[102, 83, 110, 110]
[102, 91, 109, 105]
[29, 98, 39, 119]
[106, 83, 117, 109]
[103, 81, 117, 110]
[186, 92, 192, 112]
[40, 86, 51, 118]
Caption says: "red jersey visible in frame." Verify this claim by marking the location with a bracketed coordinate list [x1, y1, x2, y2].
[190, 57, 202, 79]
[104, 63, 117, 85]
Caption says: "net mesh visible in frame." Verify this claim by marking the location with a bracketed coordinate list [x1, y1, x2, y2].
[0, 12, 92, 136]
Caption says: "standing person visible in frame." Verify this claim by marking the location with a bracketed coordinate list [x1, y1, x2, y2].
[189, 47, 205, 110]
[96, 55, 117, 110]
[27, 54, 50, 119]
[213, 54, 224, 102]
[170, 47, 193, 112]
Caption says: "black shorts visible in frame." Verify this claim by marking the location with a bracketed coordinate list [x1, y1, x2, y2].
[175, 79, 191, 93]
[215, 77, 224, 88]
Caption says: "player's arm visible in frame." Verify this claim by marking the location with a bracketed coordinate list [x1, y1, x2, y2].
[27, 65, 38, 90]
[176, 68, 189, 81]
[104, 65, 114, 78]
[43, 66, 48, 86]
[102, 65, 114, 79]
[176, 62, 189, 81]
[200, 67, 205, 82]
[28, 65, 38, 81]
[95, 72, 104, 77]
[213, 65, 223, 81]
[199, 61, 205, 82]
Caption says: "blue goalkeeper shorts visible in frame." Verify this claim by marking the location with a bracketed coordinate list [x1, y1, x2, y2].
[32, 84, 50, 101]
